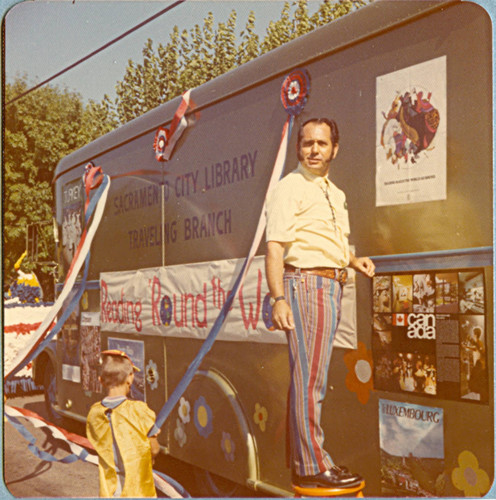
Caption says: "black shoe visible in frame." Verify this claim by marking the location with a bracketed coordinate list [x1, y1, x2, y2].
[293, 467, 364, 489]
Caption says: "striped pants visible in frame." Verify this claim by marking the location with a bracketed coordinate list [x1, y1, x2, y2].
[283, 271, 343, 476]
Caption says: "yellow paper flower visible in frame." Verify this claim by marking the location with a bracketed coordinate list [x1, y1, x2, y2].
[344, 341, 374, 404]
[253, 403, 268, 432]
[452, 450, 490, 497]
[81, 291, 89, 311]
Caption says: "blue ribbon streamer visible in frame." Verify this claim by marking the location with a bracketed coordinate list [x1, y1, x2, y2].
[5, 411, 91, 464]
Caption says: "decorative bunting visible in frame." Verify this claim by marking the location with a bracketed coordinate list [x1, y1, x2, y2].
[154, 89, 194, 162]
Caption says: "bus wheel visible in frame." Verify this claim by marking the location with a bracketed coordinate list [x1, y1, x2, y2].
[43, 362, 63, 425]
[193, 469, 246, 497]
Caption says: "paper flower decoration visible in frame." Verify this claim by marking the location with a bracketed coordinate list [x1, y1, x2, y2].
[174, 418, 187, 448]
[344, 341, 374, 404]
[178, 396, 191, 424]
[221, 431, 235, 462]
[145, 359, 159, 390]
[194, 395, 213, 438]
[452, 450, 490, 497]
[153, 127, 169, 161]
[253, 403, 268, 432]
[280, 68, 311, 116]
[81, 291, 89, 311]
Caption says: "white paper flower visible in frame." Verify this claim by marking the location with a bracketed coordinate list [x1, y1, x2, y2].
[178, 396, 191, 424]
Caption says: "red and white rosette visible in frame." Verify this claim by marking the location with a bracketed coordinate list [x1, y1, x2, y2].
[154, 89, 193, 162]
[153, 127, 169, 161]
[280, 68, 311, 116]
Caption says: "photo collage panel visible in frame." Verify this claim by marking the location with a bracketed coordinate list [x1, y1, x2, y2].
[372, 269, 487, 403]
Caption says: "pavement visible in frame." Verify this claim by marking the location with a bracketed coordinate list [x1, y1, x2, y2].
[3, 394, 100, 498]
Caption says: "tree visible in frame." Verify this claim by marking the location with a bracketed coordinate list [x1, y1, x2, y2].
[237, 11, 260, 66]
[310, 0, 368, 27]
[111, 0, 371, 119]
[212, 10, 238, 78]
[3, 78, 115, 299]
[80, 94, 119, 144]
[260, 2, 293, 54]
[293, 0, 313, 37]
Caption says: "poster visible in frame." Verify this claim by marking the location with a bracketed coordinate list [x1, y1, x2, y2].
[379, 399, 444, 496]
[61, 290, 81, 383]
[372, 269, 487, 403]
[80, 312, 102, 393]
[107, 338, 145, 402]
[376, 56, 447, 206]
[61, 178, 84, 268]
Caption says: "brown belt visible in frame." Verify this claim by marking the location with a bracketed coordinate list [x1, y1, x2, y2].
[284, 264, 348, 285]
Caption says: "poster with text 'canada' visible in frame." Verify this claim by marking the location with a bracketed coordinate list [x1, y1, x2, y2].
[376, 56, 447, 206]
[372, 270, 487, 403]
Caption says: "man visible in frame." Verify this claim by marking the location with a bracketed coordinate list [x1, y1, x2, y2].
[265, 118, 375, 489]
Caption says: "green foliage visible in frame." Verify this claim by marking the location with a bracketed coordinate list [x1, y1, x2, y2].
[237, 11, 259, 66]
[310, 0, 368, 26]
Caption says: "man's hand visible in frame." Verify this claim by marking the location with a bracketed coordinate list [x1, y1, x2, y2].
[350, 254, 375, 278]
[272, 299, 295, 331]
[266, 241, 295, 331]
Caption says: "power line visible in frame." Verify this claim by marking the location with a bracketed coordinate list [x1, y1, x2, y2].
[5, 0, 186, 106]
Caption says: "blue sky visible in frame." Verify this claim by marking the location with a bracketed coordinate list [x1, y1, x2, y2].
[3, 0, 323, 103]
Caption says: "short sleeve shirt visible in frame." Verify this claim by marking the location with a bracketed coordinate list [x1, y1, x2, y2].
[266, 164, 350, 269]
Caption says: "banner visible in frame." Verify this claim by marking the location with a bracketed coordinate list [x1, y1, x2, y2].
[100, 255, 357, 348]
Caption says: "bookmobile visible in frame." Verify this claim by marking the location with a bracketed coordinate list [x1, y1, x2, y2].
[32, 1, 493, 496]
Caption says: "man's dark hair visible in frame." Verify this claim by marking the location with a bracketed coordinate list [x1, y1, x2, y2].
[297, 118, 339, 148]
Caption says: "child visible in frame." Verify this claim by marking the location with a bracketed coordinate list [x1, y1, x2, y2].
[86, 349, 161, 497]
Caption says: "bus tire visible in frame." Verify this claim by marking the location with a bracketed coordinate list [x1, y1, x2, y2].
[43, 361, 63, 425]
[193, 468, 246, 498]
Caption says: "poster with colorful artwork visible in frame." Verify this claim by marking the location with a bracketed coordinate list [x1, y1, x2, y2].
[372, 269, 487, 403]
[379, 399, 444, 496]
[376, 56, 447, 206]
[80, 312, 102, 393]
[107, 337, 145, 402]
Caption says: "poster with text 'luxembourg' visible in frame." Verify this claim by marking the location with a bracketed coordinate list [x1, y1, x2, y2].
[379, 399, 444, 497]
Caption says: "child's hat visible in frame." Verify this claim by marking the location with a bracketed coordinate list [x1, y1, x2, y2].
[101, 349, 140, 372]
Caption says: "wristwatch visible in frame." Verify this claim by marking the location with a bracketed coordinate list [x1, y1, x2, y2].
[270, 295, 286, 306]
